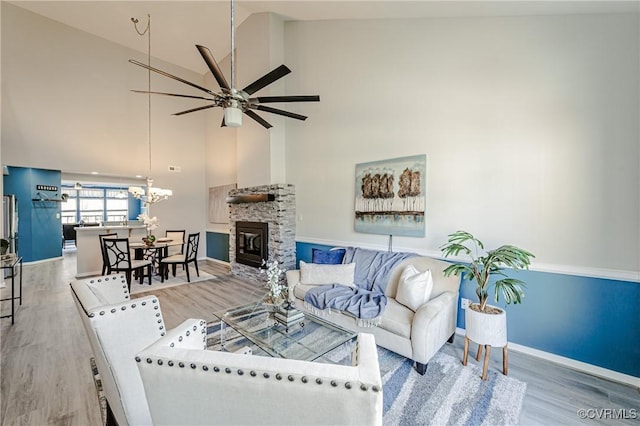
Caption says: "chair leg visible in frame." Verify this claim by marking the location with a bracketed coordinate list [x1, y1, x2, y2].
[481, 345, 491, 381]
[160, 263, 165, 283]
[105, 400, 118, 426]
[125, 271, 132, 292]
[147, 264, 152, 285]
[462, 336, 470, 366]
[172, 264, 177, 277]
[194, 260, 200, 277]
[503, 344, 508, 376]
[185, 264, 191, 282]
[476, 344, 483, 362]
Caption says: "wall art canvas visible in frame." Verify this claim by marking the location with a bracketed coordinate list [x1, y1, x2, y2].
[355, 154, 426, 237]
[208, 183, 236, 224]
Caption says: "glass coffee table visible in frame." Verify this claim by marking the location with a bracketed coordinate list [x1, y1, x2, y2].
[209, 301, 356, 361]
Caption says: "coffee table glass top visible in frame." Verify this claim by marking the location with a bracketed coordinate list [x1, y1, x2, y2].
[211, 302, 356, 361]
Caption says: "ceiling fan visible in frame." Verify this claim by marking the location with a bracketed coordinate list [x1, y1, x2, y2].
[129, 0, 319, 129]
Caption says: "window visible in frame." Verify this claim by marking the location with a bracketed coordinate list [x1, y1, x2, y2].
[61, 186, 131, 224]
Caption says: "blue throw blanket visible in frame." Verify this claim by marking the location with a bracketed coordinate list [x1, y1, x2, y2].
[304, 247, 417, 327]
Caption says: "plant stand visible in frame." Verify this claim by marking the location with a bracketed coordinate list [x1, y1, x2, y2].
[462, 305, 508, 381]
[463, 337, 508, 381]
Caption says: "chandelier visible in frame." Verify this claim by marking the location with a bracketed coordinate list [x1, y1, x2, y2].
[128, 14, 172, 206]
[128, 177, 172, 205]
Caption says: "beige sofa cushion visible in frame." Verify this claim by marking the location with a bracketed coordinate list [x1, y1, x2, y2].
[378, 299, 413, 338]
[395, 264, 434, 311]
[299, 260, 356, 286]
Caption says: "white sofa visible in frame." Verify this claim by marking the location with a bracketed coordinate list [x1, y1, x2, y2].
[136, 327, 383, 426]
[287, 254, 460, 374]
[70, 274, 192, 426]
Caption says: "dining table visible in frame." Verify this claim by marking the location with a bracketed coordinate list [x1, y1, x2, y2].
[130, 237, 183, 279]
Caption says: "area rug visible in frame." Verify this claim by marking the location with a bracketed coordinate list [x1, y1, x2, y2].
[321, 343, 526, 426]
[129, 270, 216, 295]
[206, 324, 527, 425]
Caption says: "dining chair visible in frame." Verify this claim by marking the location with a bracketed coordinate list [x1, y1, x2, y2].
[160, 232, 200, 283]
[98, 233, 117, 275]
[103, 238, 152, 290]
[165, 230, 185, 257]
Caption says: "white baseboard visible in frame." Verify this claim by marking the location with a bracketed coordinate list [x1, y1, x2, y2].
[454, 328, 639, 388]
[24, 256, 63, 265]
[205, 257, 230, 266]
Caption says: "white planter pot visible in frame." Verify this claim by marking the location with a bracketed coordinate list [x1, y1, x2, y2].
[465, 304, 507, 347]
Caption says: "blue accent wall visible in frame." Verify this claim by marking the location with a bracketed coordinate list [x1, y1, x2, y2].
[295, 241, 640, 378]
[206, 231, 230, 262]
[4, 166, 62, 262]
[128, 196, 141, 220]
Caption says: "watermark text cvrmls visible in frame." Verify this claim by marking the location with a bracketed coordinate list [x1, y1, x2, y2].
[577, 408, 637, 420]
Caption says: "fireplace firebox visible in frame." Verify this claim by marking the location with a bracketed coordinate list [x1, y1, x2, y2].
[235, 221, 268, 268]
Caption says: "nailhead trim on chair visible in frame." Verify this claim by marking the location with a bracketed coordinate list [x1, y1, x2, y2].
[87, 275, 130, 299]
[137, 356, 380, 392]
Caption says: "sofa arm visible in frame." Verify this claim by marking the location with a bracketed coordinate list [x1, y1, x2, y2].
[152, 318, 207, 351]
[410, 291, 458, 364]
[286, 270, 300, 303]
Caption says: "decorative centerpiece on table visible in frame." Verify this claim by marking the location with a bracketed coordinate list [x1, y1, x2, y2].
[138, 213, 159, 246]
[261, 259, 287, 305]
[260, 259, 304, 331]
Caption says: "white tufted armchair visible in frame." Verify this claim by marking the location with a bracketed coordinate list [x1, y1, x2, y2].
[70, 274, 200, 426]
[136, 326, 383, 426]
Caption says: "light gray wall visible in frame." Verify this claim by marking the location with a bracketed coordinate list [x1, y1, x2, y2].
[284, 13, 639, 277]
[1, 3, 207, 251]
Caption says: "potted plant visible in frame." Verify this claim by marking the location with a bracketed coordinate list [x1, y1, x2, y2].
[441, 230, 535, 378]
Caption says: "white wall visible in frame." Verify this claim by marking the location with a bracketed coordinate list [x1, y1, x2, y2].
[284, 13, 639, 275]
[205, 12, 286, 233]
[1, 3, 207, 253]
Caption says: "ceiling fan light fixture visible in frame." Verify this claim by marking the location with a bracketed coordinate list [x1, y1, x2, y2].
[224, 106, 243, 127]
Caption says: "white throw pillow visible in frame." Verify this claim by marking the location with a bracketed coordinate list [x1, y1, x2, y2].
[299, 260, 355, 287]
[396, 264, 434, 311]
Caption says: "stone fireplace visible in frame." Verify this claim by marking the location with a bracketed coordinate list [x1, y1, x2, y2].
[228, 184, 296, 283]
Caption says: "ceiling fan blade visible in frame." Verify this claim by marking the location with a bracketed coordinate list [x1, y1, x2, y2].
[173, 104, 218, 116]
[132, 90, 218, 102]
[255, 105, 307, 121]
[245, 110, 273, 129]
[196, 45, 230, 91]
[251, 95, 320, 103]
[242, 65, 291, 96]
[129, 59, 215, 96]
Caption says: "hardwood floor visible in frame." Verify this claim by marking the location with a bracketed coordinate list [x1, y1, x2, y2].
[1, 251, 638, 425]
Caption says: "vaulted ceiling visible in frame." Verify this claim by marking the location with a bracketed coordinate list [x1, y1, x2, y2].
[9, 1, 638, 74]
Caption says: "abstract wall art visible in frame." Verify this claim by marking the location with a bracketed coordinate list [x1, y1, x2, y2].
[354, 154, 426, 237]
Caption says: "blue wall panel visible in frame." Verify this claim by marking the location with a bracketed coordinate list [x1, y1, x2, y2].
[206, 231, 230, 262]
[4, 166, 62, 262]
[295, 241, 640, 377]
